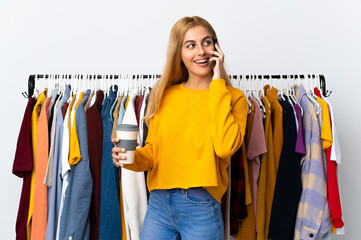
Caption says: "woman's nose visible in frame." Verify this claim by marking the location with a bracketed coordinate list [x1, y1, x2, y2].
[197, 45, 206, 55]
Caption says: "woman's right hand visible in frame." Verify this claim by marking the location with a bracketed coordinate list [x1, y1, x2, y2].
[111, 138, 126, 167]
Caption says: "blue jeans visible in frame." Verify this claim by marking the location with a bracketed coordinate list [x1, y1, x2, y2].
[141, 188, 224, 240]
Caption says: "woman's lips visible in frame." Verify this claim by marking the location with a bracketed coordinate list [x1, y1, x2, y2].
[194, 59, 209, 67]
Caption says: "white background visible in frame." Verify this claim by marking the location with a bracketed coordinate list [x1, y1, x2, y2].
[1, 0, 360, 239]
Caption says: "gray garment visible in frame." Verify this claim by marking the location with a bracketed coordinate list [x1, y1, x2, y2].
[45, 85, 70, 240]
[49, 88, 59, 109]
[44, 96, 62, 186]
[58, 90, 93, 240]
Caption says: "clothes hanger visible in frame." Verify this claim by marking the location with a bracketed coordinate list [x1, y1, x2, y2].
[304, 74, 320, 115]
[285, 75, 296, 105]
[315, 74, 326, 99]
[242, 74, 252, 115]
[277, 75, 286, 101]
[310, 74, 319, 99]
[253, 75, 266, 118]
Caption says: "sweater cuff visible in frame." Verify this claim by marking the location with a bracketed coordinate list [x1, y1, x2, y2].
[332, 218, 345, 228]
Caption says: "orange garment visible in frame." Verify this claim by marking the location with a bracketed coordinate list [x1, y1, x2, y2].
[264, 85, 283, 171]
[256, 96, 276, 240]
[111, 96, 123, 139]
[68, 94, 77, 138]
[31, 98, 51, 239]
[120, 177, 127, 240]
[236, 103, 256, 240]
[125, 96, 130, 110]
[69, 92, 84, 166]
[27, 91, 46, 240]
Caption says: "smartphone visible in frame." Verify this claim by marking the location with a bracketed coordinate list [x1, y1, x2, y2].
[213, 39, 218, 66]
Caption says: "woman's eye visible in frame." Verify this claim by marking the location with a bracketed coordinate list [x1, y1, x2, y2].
[187, 44, 195, 49]
[203, 41, 212, 46]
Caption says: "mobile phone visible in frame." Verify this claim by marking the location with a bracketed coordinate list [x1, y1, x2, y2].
[213, 39, 218, 66]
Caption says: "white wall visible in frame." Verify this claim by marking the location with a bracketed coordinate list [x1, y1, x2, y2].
[1, 0, 360, 239]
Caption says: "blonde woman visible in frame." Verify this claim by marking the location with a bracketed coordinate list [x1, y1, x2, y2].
[112, 16, 248, 240]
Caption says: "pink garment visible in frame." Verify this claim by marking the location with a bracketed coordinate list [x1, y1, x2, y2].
[247, 97, 267, 225]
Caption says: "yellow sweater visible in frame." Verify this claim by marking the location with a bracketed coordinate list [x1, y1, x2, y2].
[124, 79, 248, 203]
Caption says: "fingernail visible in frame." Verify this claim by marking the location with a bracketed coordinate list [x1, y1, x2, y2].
[122, 156, 126, 160]
[121, 148, 126, 152]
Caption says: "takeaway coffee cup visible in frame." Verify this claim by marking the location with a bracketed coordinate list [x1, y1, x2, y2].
[115, 124, 139, 164]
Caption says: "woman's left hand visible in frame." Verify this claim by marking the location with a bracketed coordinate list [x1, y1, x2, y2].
[208, 43, 225, 81]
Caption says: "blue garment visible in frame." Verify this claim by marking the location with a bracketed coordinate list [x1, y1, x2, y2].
[118, 94, 128, 124]
[58, 90, 93, 240]
[98, 86, 122, 239]
[110, 104, 115, 121]
[45, 85, 70, 240]
[141, 188, 224, 240]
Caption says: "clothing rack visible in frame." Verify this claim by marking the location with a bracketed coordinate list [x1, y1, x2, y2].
[24, 73, 331, 99]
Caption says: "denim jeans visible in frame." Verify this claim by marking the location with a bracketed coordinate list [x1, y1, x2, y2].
[141, 188, 224, 240]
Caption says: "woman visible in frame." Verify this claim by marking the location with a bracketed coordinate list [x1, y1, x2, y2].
[112, 16, 248, 240]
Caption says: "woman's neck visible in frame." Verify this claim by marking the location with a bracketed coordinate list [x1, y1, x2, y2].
[184, 75, 212, 90]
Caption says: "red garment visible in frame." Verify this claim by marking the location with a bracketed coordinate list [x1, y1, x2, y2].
[314, 87, 344, 228]
[86, 91, 104, 240]
[13, 98, 36, 240]
[135, 95, 144, 127]
[327, 117, 344, 228]
[230, 145, 247, 234]
[62, 102, 69, 119]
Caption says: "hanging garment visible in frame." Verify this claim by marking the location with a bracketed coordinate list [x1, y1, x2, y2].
[139, 89, 150, 147]
[56, 92, 80, 237]
[31, 97, 51, 239]
[294, 84, 331, 240]
[84, 91, 94, 112]
[294, 103, 306, 156]
[118, 94, 128, 125]
[99, 86, 123, 240]
[13, 97, 36, 240]
[58, 90, 93, 240]
[62, 102, 69, 119]
[256, 95, 276, 240]
[317, 88, 345, 235]
[248, 97, 267, 223]
[55, 93, 76, 240]
[229, 145, 247, 235]
[121, 88, 148, 240]
[117, 93, 129, 240]
[312, 96, 332, 240]
[264, 85, 283, 171]
[236, 100, 256, 240]
[48, 90, 60, 142]
[135, 95, 144, 127]
[224, 164, 231, 240]
[44, 95, 62, 187]
[69, 91, 84, 166]
[86, 90, 104, 240]
[111, 95, 123, 139]
[45, 85, 70, 240]
[27, 91, 46, 239]
[268, 99, 303, 240]
[316, 95, 344, 229]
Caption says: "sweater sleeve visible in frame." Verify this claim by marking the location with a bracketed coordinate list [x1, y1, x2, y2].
[122, 118, 154, 172]
[208, 79, 248, 159]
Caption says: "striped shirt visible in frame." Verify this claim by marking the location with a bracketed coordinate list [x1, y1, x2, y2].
[294, 85, 332, 240]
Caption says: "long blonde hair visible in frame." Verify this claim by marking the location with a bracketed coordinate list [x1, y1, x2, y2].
[144, 16, 232, 123]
